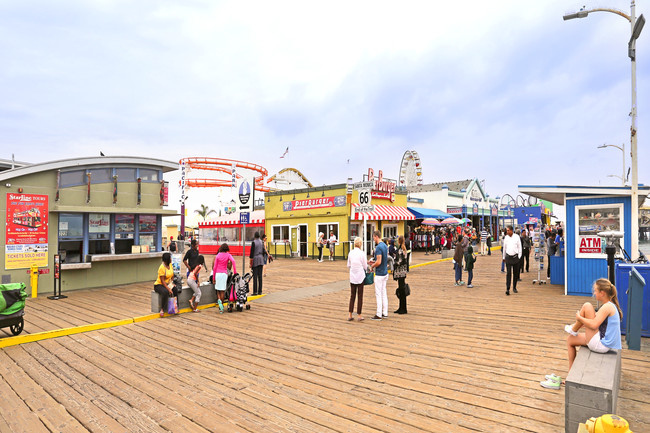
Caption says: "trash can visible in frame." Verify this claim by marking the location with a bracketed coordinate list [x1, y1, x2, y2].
[550, 255, 565, 285]
[614, 263, 650, 337]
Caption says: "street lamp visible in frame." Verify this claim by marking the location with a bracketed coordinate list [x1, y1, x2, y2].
[564, 1, 645, 260]
[598, 143, 626, 186]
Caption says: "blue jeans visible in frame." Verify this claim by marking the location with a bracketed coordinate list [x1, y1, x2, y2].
[467, 269, 473, 285]
[454, 262, 462, 282]
[501, 259, 505, 272]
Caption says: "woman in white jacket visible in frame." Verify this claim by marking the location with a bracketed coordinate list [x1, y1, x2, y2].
[347, 237, 367, 321]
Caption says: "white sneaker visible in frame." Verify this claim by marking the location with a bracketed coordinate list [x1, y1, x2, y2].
[564, 324, 578, 336]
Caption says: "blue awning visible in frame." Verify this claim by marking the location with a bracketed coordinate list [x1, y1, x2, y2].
[407, 207, 453, 219]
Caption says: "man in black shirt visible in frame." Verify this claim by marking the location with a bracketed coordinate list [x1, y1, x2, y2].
[183, 239, 200, 278]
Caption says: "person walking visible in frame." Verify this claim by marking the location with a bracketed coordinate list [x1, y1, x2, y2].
[500, 228, 507, 272]
[262, 234, 270, 277]
[317, 232, 325, 262]
[393, 235, 409, 314]
[249, 232, 265, 295]
[187, 254, 206, 312]
[168, 236, 177, 252]
[480, 227, 488, 256]
[369, 230, 388, 321]
[502, 225, 522, 295]
[346, 237, 366, 321]
[486, 227, 492, 255]
[520, 230, 531, 273]
[212, 243, 237, 313]
[453, 234, 465, 286]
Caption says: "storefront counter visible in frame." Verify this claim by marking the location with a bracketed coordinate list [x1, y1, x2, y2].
[91, 252, 164, 262]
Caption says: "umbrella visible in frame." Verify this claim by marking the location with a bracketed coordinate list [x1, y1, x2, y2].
[421, 218, 440, 226]
[441, 217, 462, 225]
[460, 217, 471, 224]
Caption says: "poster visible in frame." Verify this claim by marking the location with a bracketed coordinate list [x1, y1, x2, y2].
[5, 193, 49, 270]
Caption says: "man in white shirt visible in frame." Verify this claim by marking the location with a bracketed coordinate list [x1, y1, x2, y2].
[502, 225, 522, 296]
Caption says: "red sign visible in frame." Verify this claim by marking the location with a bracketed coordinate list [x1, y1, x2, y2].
[5, 193, 49, 269]
[367, 168, 396, 202]
[292, 197, 335, 210]
[579, 236, 602, 254]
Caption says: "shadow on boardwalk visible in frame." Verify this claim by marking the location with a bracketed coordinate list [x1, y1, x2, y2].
[0, 252, 648, 432]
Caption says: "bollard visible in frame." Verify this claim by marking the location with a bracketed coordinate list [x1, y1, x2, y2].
[627, 267, 645, 351]
[30, 263, 38, 298]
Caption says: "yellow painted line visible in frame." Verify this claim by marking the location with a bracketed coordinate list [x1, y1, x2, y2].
[1, 295, 267, 348]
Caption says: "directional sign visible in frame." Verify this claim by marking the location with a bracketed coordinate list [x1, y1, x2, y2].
[355, 205, 375, 214]
[240, 212, 250, 224]
[353, 181, 374, 190]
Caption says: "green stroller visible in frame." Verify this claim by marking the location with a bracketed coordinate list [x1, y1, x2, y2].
[0, 283, 27, 336]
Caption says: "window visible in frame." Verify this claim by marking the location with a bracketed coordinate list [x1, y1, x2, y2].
[139, 215, 158, 250]
[575, 204, 623, 258]
[89, 168, 111, 184]
[59, 214, 84, 263]
[383, 224, 397, 239]
[318, 223, 339, 241]
[115, 214, 135, 254]
[350, 223, 360, 239]
[60, 170, 86, 187]
[140, 168, 159, 182]
[88, 213, 110, 254]
[115, 168, 136, 183]
[272, 225, 289, 243]
[244, 226, 263, 242]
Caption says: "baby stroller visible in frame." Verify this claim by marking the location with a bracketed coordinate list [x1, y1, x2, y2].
[226, 272, 251, 312]
[0, 283, 27, 336]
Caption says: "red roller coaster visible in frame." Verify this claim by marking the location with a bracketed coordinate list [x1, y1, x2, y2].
[179, 157, 271, 192]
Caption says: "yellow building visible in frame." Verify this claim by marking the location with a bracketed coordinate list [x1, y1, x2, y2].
[264, 178, 414, 258]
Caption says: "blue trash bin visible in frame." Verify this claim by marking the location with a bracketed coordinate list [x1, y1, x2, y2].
[614, 263, 650, 337]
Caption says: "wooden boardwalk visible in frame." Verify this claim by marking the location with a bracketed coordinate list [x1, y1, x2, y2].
[1, 252, 649, 432]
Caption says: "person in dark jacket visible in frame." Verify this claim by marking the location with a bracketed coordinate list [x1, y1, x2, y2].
[453, 235, 465, 286]
[520, 230, 531, 273]
[465, 244, 476, 288]
[393, 236, 409, 314]
[249, 232, 265, 295]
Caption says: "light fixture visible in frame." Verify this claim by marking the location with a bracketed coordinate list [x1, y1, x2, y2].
[292, 193, 296, 200]
[306, 191, 310, 198]
[267, 196, 270, 203]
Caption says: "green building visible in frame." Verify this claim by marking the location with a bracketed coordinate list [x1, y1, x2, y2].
[0, 156, 177, 294]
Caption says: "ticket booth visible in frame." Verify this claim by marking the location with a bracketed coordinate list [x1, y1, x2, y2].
[518, 185, 650, 296]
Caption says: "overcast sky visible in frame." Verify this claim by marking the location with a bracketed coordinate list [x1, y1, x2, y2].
[1, 1, 648, 223]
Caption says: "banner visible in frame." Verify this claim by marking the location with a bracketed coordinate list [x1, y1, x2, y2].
[5, 193, 49, 270]
[288, 196, 346, 211]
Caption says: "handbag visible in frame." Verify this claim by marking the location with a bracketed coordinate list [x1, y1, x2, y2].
[363, 271, 374, 285]
[167, 296, 178, 314]
[405, 283, 411, 297]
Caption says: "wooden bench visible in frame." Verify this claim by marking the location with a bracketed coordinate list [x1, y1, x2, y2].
[150, 282, 217, 312]
[565, 347, 621, 433]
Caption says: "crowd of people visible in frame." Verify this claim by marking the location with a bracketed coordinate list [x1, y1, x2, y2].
[156, 220, 620, 394]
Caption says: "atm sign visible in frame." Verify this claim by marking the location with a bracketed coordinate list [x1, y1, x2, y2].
[579, 236, 602, 254]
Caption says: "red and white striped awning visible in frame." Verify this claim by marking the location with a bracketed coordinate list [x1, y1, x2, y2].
[198, 210, 265, 227]
[351, 204, 415, 221]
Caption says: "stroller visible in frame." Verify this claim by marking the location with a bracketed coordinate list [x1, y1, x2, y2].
[0, 283, 27, 336]
[226, 272, 251, 312]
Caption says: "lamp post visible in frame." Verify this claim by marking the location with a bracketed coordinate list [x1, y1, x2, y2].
[598, 143, 627, 185]
[564, 1, 645, 260]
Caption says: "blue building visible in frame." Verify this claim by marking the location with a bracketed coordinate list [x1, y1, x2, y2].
[519, 185, 650, 296]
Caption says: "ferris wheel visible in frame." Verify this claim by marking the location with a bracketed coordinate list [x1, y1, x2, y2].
[399, 150, 423, 187]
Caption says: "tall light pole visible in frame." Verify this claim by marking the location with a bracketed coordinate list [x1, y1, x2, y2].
[598, 143, 626, 185]
[564, 1, 645, 259]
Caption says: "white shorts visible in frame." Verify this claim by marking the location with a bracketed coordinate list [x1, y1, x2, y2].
[588, 333, 610, 353]
[215, 273, 228, 292]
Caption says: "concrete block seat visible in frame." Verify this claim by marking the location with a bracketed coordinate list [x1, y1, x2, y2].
[565, 347, 621, 433]
[151, 282, 217, 312]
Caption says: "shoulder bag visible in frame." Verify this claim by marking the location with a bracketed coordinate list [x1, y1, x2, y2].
[363, 270, 374, 285]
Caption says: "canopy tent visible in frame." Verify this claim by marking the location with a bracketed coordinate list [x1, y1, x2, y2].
[407, 207, 453, 219]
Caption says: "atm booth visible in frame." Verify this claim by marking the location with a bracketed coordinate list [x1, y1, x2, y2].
[518, 185, 650, 296]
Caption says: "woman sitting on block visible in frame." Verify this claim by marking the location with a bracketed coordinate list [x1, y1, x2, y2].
[541, 278, 622, 389]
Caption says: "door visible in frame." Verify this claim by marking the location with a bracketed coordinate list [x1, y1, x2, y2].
[299, 224, 308, 257]
[291, 226, 298, 255]
[366, 222, 376, 254]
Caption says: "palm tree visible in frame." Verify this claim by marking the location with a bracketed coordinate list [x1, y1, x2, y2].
[195, 204, 217, 221]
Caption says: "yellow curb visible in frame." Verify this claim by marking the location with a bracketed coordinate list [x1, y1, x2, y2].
[1, 295, 267, 348]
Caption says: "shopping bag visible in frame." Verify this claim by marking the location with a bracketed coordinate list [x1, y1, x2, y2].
[363, 271, 374, 285]
[167, 296, 178, 314]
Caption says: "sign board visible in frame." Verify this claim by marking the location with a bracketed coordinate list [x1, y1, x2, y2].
[5, 193, 49, 270]
[240, 212, 250, 224]
[355, 205, 375, 214]
[236, 176, 255, 211]
[180, 161, 187, 204]
[353, 181, 374, 190]
[578, 236, 603, 254]
[358, 189, 372, 207]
